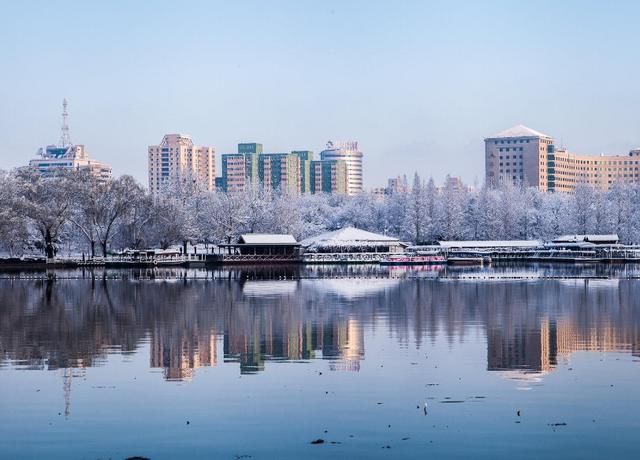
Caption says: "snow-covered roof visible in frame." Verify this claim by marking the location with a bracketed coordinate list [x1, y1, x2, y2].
[300, 227, 400, 248]
[438, 240, 543, 249]
[488, 125, 551, 139]
[552, 234, 619, 244]
[238, 234, 298, 245]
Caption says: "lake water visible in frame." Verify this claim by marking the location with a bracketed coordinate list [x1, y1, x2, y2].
[1, 264, 639, 459]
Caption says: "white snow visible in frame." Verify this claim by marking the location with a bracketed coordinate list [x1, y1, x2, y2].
[438, 240, 543, 249]
[300, 226, 400, 248]
[239, 234, 298, 244]
[488, 124, 551, 139]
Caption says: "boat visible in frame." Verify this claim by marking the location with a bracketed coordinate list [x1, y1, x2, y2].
[380, 254, 446, 266]
[447, 256, 484, 265]
[447, 251, 491, 266]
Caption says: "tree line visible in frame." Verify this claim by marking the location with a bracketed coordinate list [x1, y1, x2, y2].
[1, 169, 639, 259]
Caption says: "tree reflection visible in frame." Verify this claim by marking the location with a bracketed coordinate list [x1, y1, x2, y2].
[1, 269, 639, 386]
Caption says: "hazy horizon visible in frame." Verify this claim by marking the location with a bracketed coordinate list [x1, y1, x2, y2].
[1, 0, 639, 188]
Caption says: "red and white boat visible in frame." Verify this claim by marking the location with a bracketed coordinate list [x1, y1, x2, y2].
[380, 254, 446, 266]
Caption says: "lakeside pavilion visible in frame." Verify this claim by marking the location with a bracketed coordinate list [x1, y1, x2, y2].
[300, 227, 405, 254]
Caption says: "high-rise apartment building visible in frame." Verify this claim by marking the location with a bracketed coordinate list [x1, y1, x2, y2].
[30, 99, 112, 181]
[221, 143, 261, 192]
[222, 143, 351, 195]
[310, 160, 348, 194]
[291, 150, 314, 194]
[485, 125, 640, 192]
[258, 153, 301, 194]
[148, 134, 215, 193]
[320, 141, 363, 195]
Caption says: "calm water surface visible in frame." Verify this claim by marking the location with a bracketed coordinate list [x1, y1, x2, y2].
[1, 264, 639, 459]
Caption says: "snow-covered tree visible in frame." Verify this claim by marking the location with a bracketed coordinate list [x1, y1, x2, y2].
[15, 169, 77, 260]
[0, 170, 30, 256]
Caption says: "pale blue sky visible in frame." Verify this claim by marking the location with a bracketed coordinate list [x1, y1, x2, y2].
[1, 0, 639, 187]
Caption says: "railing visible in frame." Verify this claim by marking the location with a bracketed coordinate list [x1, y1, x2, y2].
[302, 252, 397, 263]
[219, 254, 299, 263]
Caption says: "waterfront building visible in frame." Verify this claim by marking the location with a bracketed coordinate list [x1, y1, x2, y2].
[300, 227, 405, 254]
[291, 150, 314, 193]
[30, 99, 112, 181]
[148, 134, 215, 193]
[258, 153, 301, 194]
[310, 159, 348, 194]
[485, 125, 640, 192]
[320, 141, 363, 195]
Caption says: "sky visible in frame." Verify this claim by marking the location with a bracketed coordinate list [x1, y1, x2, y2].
[1, 0, 639, 188]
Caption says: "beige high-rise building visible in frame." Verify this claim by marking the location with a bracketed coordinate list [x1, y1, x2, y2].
[485, 125, 640, 192]
[148, 134, 215, 193]
[320, 141, 363, 195]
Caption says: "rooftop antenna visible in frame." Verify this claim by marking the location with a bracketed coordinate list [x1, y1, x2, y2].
[59, 98, 71, 147]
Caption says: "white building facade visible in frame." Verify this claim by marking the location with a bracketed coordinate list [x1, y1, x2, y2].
[320, 141, 363, 195]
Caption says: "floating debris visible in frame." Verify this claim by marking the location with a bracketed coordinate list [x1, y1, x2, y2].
[310, 439, 325, 445]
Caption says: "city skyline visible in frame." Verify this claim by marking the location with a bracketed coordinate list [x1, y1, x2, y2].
[2, 1, 639, 188]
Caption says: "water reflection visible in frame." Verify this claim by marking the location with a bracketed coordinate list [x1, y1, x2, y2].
[1, 266, 639, 385]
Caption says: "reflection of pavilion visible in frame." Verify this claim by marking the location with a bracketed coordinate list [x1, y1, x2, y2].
[304, 278, 401, 300]
[150, 329, 217, 381]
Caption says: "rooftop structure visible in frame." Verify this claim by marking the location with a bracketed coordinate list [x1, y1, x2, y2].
[29, 99, 112, 181]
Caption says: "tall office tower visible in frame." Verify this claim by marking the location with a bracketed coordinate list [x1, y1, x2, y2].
[486, 125, 640, 192]
[258, 153, 301, 194]
[291, 150, 314, 193]
[221, 143, 261, 192]
[30, 99, 112, 181]
[319, 141, 363, 195]
[310, 159, 348, 194]
[148, 134, 215, 194]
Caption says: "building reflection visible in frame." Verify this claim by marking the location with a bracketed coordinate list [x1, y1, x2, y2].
[0, 269, 639, 387]
[150, 328, 218, 381]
